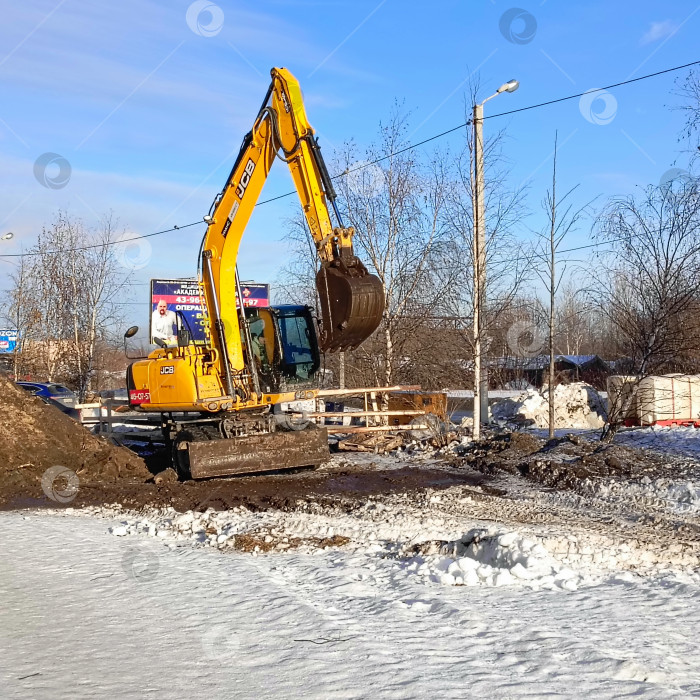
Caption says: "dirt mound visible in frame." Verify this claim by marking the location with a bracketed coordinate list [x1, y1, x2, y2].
[492, 382, 606, 429]
[0, 377, 150, 508]
[460, 430, 685, 494]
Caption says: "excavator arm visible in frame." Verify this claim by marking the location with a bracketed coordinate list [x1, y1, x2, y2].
[200, 67, 384, 392]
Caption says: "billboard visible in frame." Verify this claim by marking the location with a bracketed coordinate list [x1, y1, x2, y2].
[237, 282, 269, 308]
[149, 280, 270, 345]
[150, 279, 207, 345]
[0, 329, 18, 354]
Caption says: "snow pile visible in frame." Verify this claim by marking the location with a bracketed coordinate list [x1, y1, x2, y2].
[405, 528, 590, 591]
[492, 382, 606, 429]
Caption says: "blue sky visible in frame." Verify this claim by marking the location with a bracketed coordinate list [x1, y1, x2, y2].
[0, 0, 698, 323]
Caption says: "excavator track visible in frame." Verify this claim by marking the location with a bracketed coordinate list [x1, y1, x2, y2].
[169, 420, 329, 480]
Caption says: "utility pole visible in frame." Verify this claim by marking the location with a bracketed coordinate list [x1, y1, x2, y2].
[472, 101, 485, 440]
[471, 79, 519, 440]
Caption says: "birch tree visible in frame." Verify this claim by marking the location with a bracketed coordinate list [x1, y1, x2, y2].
[334, 107, 449, 388]
[4, 212, 132, 398]
[590, 176, 700, 439]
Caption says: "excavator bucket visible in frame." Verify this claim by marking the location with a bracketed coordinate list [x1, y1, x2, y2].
[316, 264, 385, 352]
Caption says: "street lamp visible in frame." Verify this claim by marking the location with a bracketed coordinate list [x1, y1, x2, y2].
[0, 232, 13, 241]
[472, 79, 519, 440]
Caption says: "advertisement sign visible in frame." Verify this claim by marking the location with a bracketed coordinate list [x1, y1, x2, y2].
[150, 279, 207, 345]
[149, 280, 270, 346]
[237, 283, 269, 308]
[0, 329, 18, 354]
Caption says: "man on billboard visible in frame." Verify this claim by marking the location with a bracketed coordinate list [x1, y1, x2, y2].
[151, 299, 178, 345]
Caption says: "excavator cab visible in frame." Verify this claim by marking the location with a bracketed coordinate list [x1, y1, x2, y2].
[243, 305, 320, 391]
[273, 305, 320, 381]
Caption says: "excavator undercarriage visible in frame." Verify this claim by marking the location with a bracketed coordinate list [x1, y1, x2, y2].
[164, 413, 329, 479]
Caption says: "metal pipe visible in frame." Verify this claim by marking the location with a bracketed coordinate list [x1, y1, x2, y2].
[235, 267, 261, 398]
[202, 251, 235, 398]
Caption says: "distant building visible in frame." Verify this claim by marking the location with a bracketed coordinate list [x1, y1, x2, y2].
[491, 354, 611, 390]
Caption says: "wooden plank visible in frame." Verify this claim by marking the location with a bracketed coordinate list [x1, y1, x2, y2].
[291, 410, 428, 418]
[326, 425, 431, 434]
[315, 385, 421, 398]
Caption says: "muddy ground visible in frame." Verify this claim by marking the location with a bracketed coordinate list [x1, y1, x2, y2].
[2, 368, 699, 544]
[2, 393, 698, 540]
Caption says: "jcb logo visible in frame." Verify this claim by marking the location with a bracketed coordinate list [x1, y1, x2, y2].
[160, 365, 175, 375]
[235, 159, 255, 199]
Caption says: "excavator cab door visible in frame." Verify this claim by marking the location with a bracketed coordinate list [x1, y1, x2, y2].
[269, 305, 320, 383]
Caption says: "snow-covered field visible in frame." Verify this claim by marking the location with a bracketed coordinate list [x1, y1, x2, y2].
[2, 510, 700, 699]
[3, 443, 700, 700]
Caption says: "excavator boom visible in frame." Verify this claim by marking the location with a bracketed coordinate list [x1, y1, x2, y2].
[201, 67, 383, 368]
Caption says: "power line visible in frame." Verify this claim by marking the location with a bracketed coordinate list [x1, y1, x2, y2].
[0, 222, 202, 258]
[1, 57, 697, 260]
[257, 58, 700, 206]
[486, 59, 700, 121]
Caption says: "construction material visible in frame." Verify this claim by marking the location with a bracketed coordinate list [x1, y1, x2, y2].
[326, 424, 432, 434]
[387, 391, 447, 426]
[338, 433, 403, 453]
[608, 374, 700, 427]
[316, 385, 421, 397]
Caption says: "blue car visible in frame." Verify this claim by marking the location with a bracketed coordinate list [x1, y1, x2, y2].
[16, 381, 79, 418]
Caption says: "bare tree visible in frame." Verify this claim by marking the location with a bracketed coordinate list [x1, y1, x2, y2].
[590, 177, 700, 439]
[4, 211, 132, 399]
[676, 69, 700, 154]
[555, 282, 592, 356]
[533, 134, 590, 438]
[430, 88, 529, 399]
[334, 106, 449, 389]
[274, 211, 319, 310]
[4, 254, 40, 381]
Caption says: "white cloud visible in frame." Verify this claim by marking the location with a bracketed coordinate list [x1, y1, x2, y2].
[640, 20, 679, 45]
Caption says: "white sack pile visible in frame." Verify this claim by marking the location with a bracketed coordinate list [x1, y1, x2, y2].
[491, 381, 606, 429]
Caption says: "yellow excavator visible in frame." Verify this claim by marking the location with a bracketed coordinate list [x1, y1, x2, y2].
[125, 67, 384, 479]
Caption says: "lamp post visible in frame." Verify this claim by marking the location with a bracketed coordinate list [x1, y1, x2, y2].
[0, 232, 13, 241]
[472, 79, 519, 440]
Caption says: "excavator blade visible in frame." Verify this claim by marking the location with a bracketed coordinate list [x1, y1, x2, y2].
[177, 427, 330, 479]
[316, 265, 384, 352]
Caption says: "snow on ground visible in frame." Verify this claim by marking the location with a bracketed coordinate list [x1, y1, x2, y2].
[2, 508, 700, 699]
[613, 425, 700, 460]
[6, 424, 700, 698]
